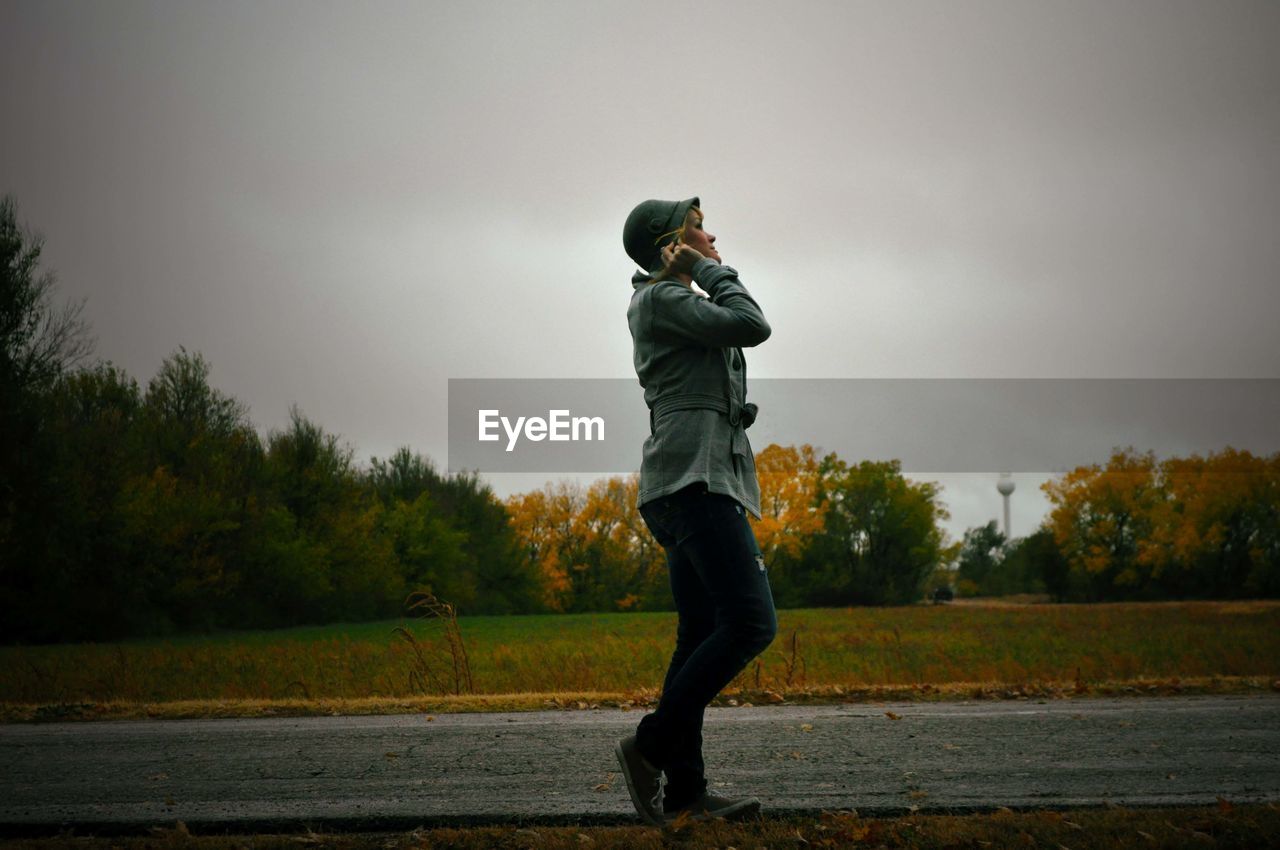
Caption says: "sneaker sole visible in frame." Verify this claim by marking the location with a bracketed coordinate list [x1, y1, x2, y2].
[615, 739, 663, 826]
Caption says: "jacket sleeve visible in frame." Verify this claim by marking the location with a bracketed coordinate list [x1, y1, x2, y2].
[648, 258, 772, 348]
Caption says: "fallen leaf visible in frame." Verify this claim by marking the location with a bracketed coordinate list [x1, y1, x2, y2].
[667, 809, 694, 832]
[834, 822, 870, 842]
[885, 711, 901, 720]
[800, 723, 814, 732]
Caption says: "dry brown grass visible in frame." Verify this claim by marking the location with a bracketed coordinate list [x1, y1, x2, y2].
[3, 674, 1275, 723]
[1, 801, 1278, 848]
[3, 599, 1277, 723]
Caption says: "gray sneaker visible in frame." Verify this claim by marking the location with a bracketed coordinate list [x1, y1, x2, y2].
[615, 734, 665, 825]
[663, 791, 762, 824]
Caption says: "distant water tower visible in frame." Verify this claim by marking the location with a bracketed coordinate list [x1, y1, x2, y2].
[996, 473, 1016, 538]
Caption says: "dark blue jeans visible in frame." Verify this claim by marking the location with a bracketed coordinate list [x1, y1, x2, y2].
[634, 481, 778, 808]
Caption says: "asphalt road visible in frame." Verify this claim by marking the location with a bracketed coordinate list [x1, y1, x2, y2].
[2, 694, 1277, 836]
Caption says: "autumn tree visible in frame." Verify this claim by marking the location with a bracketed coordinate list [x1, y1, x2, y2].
[1139, 448, 1280, 598]
[752, 443, 827, 606]
[611, 475, 671, 610]
[1043, 447, 1166, 602]
[573, 476, 664, 611]
[505, 480, 586, 612]
[504, 475, 669, 613]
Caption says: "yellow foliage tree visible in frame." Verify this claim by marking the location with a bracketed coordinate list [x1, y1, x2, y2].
[1042, 447, 1161, 599]
[505, 475, 670, 612]
[1043, 446, 1280, 599]
[1140, 448, 1280, 596]
[504, 481, 585, 612]
[753, 442, 827, 566]
[579, 475, 667, 610]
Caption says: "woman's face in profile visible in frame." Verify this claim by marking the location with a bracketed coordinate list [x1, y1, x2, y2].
[679, 212, 720, 263]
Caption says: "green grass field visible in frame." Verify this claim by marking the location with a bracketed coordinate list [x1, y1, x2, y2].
[3, 599, 1277, 720]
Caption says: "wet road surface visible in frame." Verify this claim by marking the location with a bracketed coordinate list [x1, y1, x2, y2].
[2, 693, 1277, 836]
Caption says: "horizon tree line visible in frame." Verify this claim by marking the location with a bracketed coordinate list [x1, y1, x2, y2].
[4, 194, 1276, 646]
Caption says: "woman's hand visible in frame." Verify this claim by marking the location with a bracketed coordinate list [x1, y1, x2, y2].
[659, 243, 706, 278]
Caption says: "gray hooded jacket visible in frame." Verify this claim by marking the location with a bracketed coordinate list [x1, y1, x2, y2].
[627, 256, 771, 520]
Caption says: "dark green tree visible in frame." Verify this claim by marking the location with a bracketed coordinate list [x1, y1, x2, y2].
[797, 456, 949, 606]
[256, 405, 403, 625]
[1000, 528, 1064, 600]
[956, 520, 1007, 596]
[368, 448, 539, 614]
[0, 195, 96, 642]
[0, 195, 94, 406]
[114, 348, 264, 634]
[36, 364, 146, 640]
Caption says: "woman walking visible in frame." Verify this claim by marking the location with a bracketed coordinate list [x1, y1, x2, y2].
[615, 196, 778, 825]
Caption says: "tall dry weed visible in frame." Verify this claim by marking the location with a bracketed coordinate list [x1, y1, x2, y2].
[392, 591, 474, 696]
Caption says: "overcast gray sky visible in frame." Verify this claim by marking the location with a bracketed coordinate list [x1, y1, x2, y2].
[3, 0, 1278, 542]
